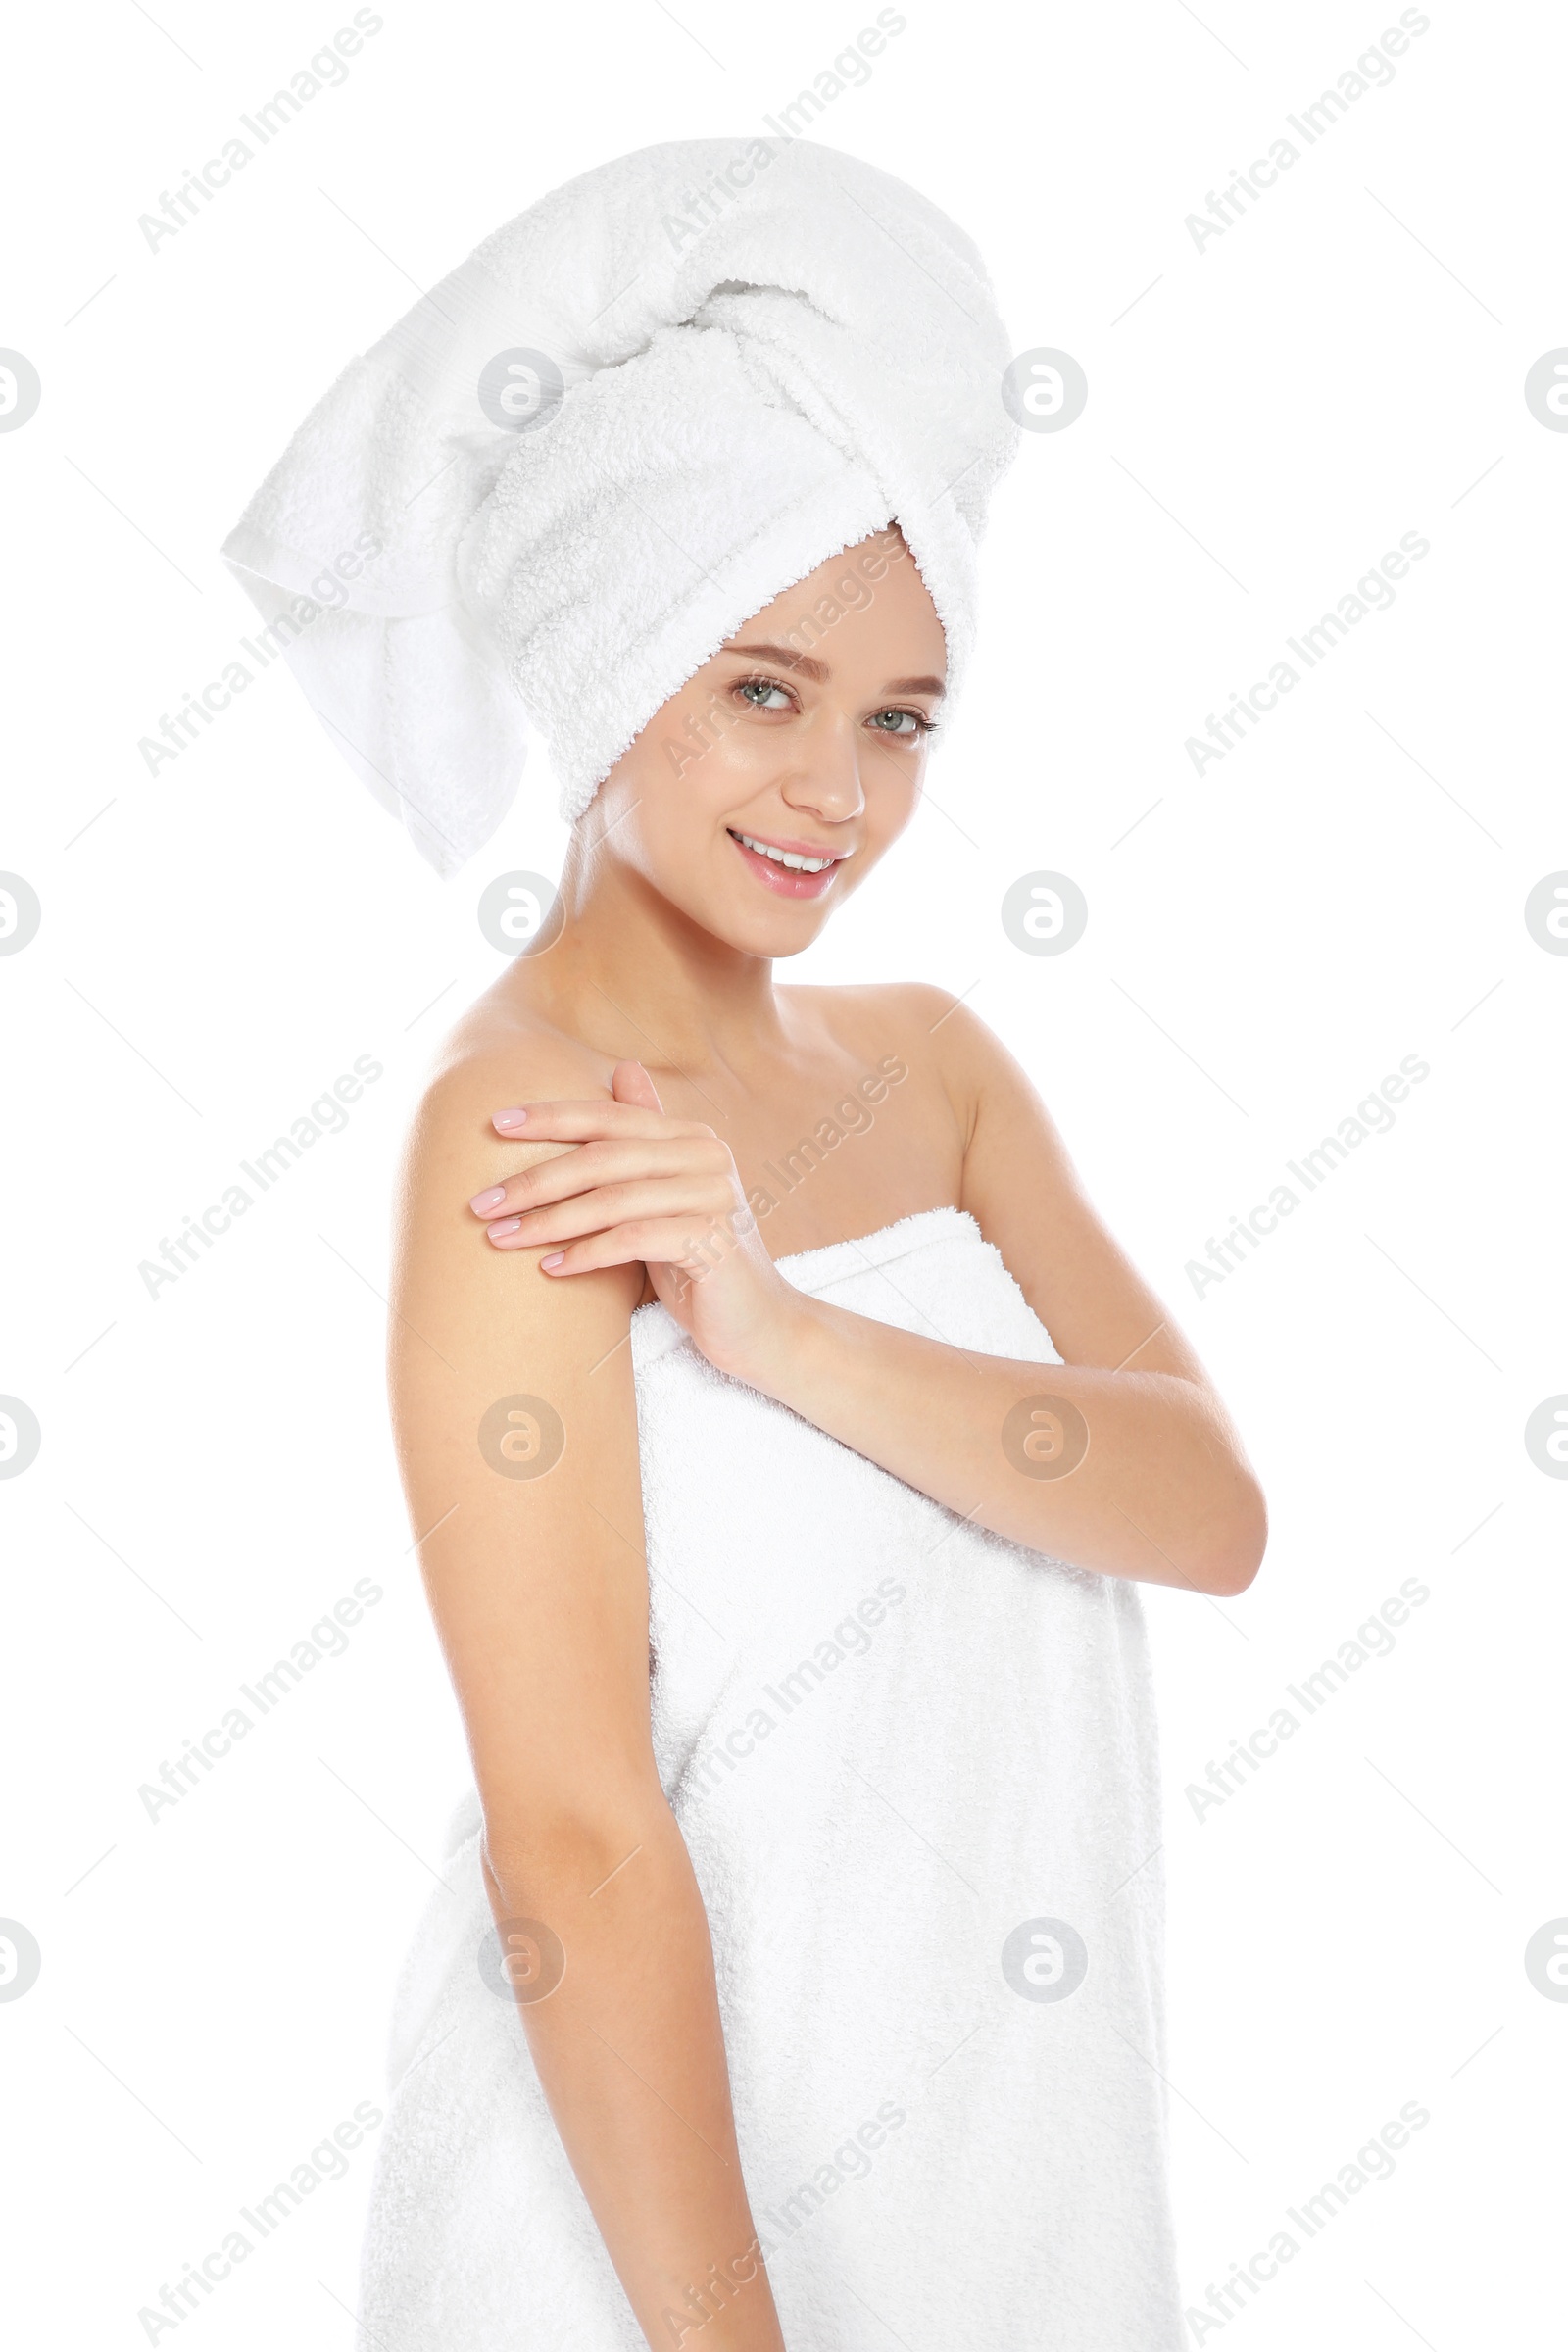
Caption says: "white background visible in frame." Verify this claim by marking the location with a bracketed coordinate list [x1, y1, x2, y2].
[2, 1, 1563, 2344]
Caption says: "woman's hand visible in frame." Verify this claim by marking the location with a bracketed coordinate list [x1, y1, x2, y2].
[467, 1058, 802, 1382]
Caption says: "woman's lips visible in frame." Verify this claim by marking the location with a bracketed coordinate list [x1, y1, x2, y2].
[727, 829, 845, 900]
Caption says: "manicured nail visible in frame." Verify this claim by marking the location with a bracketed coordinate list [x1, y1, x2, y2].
[493, 1106, 528, 1130]
[487, 1217, 522, 1240]
[469, 1186, 507, 1214]
[540, 1252, 566, 1271]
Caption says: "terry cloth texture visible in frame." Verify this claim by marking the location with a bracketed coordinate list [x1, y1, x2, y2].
[357, 1206, 1181, 2350]
[220, 138, 1019, 875]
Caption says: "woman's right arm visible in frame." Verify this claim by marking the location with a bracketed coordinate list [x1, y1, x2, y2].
[388, 1048, 785, 2352]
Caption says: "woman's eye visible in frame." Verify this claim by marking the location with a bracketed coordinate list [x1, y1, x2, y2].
[868, 708, 928, 737]
[737, 678, 794, 710]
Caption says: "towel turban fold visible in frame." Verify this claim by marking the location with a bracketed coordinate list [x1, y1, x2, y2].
[220, 136, 1019, 877]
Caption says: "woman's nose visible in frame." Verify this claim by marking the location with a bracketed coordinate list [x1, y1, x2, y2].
[776, 714, 866, 823]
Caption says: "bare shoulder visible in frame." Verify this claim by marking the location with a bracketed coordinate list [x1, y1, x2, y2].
[788, 980, 1099, 1264]
[862, 992, 1219, 1389]
[784, 978, 1019, 1130]
[780, 976, 976, 1063]
[405, 999, 609, 1200]
[390, 999, 644, 1372]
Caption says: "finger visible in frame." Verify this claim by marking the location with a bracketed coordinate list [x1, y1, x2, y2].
[490, 1098, 711, 1143]
[470, 1138, 722, 1220]
[486, 1178, 738, 1250]
[537, 1216, 738, 1278]
[612, 1057, 664, 1116]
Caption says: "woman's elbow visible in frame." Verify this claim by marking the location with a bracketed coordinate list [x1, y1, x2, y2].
[1193, 1471, 1268, 1597]
[480, 1788, 676, 1914]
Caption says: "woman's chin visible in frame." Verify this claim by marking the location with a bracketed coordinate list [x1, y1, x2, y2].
[710, 900, 837, 958]
[660, 858, 851, 956]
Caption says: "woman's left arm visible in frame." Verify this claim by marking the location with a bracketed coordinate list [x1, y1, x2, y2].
[472, 1015, 1267, 1599]
[751, 997, 1268, 1597]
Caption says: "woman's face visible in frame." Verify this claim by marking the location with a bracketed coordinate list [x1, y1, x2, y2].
[586, 526, 947, 956]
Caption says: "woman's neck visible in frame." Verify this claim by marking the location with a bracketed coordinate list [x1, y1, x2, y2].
[499, 833, 796, 1079]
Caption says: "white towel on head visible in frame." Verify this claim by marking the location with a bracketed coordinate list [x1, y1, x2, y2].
[219, 137, 1019, 877]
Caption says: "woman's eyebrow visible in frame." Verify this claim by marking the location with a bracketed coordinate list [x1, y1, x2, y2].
[724, 640, 829, 680]
[722, 640, 947, 697]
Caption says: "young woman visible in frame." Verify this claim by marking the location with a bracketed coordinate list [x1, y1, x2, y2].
[223, 138, 1264, 2352]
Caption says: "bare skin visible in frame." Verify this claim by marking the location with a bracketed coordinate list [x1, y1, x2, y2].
[388, 523, 1267, 2350]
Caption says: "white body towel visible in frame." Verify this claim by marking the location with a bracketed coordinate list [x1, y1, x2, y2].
[358, 1207, 1182, 2348]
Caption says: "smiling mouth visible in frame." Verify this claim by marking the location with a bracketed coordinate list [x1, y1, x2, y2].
[728, 829, 843, 873]
[725, 827, 851, 902]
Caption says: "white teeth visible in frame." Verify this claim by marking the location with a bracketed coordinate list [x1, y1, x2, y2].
[734, 831, 837, 873]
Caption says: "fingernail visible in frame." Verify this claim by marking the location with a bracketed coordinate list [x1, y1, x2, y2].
[493, 1106, 528, 1130]
[469, 1186, 507, 1214]
[540, 1252, 565, 1271]
[487, 1217, 522, 1240]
